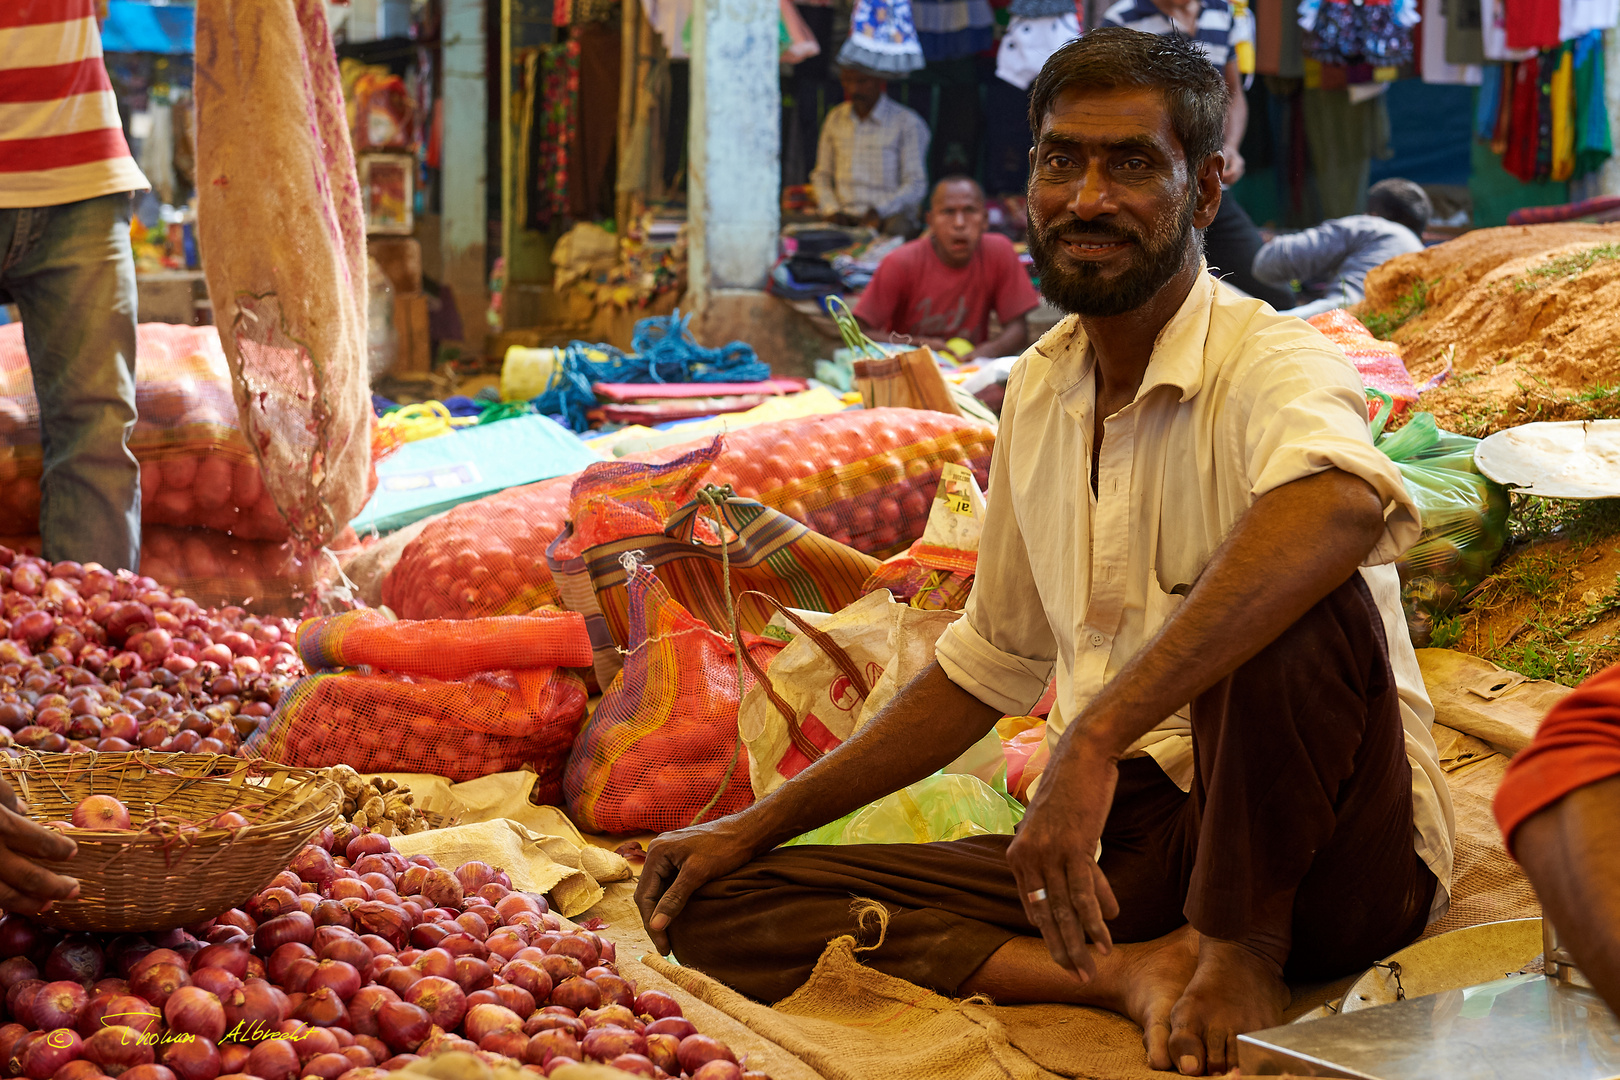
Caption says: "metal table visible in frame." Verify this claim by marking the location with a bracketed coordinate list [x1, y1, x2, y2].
[1239, 974, 1620, 1078]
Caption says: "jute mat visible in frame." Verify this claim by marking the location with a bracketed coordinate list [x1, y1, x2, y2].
[628, 782, 1539, 1080]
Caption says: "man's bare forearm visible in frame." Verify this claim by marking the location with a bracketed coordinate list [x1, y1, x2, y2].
[1514, 776, 1620, 1014]
[740, 661, 1004, 848]
[1064, 469, 1385, 765]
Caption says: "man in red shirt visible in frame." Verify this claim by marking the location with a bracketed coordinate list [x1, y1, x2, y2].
[854, 176, 1042, 361]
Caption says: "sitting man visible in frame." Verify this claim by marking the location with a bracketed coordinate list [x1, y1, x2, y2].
[637, 29, 1453, 1078]
[1496, 663, 1620, 1013]
[854, 176, 1042, 361]
[1251, 178, 1431, 319]
[811, 62, 931, 237]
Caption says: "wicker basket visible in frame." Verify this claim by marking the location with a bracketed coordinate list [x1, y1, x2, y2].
[0, 751, 341, 933]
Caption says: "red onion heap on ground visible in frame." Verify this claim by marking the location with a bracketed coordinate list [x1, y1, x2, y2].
[0, 550, 300, 757]
[0, 828, 769, 1080]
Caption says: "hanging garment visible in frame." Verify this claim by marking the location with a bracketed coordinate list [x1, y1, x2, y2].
[1423, 0, 1483, 82]
[569, 23, 622, 222]
[1474, 61, 1505, 139]
[139, 100, 177, 206]
[1535, 47, 1555, 180]
[912, 0, 996, 61]
[1301, 84, 1391, 217]
[1302, 0, 1416, 66]
[995, 10, 1081, 90]
[1447, 0, 1487, 64]
[1561, 0, 1619, 39]
[839, 0, 927, 74]
[1504, 0, 1560, 49]
[1501, 56, 1541, 180]
[642, 0, 692, 58]
[1550, 43, 1575, 179]
[1485, 0, 1538, 56]
[1572, 30, 1612, 176]
[532, 41, 579, 228]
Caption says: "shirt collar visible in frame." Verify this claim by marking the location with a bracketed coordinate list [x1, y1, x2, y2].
[853, 95, 895, 125]
[1037, 265, 1217, 405]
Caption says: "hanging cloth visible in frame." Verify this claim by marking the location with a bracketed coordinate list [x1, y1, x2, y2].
[995, 7, 1081, 90]
[1447, 0, 1486, 64]
[1422, 0, 1483, 82]
[912, 0, 996, 61]
[1501, 56, 1541, 180]
[1573, 30, 1612, 176]
[838, 0, 927, 74]
[533, 41, 579, 227]
[1550, 43, 1575, 180]
[1504, 0, 1560, 50]
[1474, 61, 1504, 139]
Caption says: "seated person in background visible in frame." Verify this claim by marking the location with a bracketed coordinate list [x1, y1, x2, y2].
[638, 31, 1453, 1077]
[1251, 179, 1430, 319]
[811, 63, 931, 238]
[854, 176, 1042, 361]
[1496, 663, 1620, 1014]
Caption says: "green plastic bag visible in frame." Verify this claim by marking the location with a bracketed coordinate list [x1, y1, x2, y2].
[1371, 394, 1509, 645]
[781, 772, 1024, 847]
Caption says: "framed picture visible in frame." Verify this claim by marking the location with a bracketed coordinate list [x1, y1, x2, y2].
[360, 153, 414, 235]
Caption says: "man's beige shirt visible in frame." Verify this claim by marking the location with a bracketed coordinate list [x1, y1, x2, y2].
[935, 270, 1455, 921]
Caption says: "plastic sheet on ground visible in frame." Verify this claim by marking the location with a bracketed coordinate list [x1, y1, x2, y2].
[362, 769, 633, 887]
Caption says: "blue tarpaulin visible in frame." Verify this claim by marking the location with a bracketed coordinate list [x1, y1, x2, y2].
[101, 1, 194, 55]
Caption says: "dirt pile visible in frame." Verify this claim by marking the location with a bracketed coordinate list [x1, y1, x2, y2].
[1355, 224, 1620, 435]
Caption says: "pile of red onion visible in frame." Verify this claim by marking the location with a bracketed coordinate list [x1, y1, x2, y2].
[0, 550, 300, 757]
[0, 826, 767, 1080]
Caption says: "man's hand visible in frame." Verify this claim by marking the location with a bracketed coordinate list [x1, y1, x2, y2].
[861, 208, 883, 230]
[1220, 146, 1246, 186]
[635, 813, 769, 955]
[1004, 736, 1121, 981]
[0, 779, 78, 915]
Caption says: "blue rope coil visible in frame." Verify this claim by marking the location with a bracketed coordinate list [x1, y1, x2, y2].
[532, 309, 771, 432]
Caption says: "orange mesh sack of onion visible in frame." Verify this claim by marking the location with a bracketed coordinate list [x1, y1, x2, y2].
[245, 609, 592, 798]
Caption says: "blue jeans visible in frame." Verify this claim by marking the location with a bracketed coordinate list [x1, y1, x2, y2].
[0, 193, 141, 570]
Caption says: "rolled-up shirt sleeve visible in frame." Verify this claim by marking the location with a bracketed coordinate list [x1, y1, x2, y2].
[935, 365, 1058, 715]
[1235, 344, 1422, 566]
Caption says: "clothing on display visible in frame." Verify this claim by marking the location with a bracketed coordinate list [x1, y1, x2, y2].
[995, 11, 1081, 90]
[1504, 0, 1560, 49]
[569, 23, 622, 222]
[1301, 83, 1392, 217]
[912, 0, 996, 60]
[1479, 32, 1610, 185]
[1447, 0, 1487, 63]
[839, 0, 927, 74]
[1422, 0, 1484, 82]
[1300, 0, 1418, 67]
[641, 0, 692, 58]
[531, 40, 578, 228]
[1484, 0, 1537, 60]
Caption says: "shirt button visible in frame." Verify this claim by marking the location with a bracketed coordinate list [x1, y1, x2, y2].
[1090, 632, 1105, 647]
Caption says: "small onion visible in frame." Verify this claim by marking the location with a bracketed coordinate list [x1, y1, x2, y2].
[373, 1002, 429, 1054]
[678, 1034, 737, 1072]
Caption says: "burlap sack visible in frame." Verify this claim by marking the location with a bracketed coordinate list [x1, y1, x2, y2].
[195, 0, 372, 551]
[1417, 648, 1571, 755]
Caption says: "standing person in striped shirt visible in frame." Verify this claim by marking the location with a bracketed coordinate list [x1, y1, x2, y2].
[1101, 0, 1295, 309]
[0, 0, 147, 571]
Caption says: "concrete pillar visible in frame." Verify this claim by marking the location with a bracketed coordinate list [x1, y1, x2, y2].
[442, 0, 488, 353]
[687, 0, 780, 308]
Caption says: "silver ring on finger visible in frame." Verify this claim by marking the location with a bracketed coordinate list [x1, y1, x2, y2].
[1026, 887, 1048, 904]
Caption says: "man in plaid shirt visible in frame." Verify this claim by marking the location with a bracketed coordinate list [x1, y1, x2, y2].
[811, 63, 931, 237]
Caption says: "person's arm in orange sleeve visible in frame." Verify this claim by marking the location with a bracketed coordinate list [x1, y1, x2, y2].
[1496, 663, 1620, 1015]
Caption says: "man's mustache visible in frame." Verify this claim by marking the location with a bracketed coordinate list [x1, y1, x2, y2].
[1035, 217, 1142, 245]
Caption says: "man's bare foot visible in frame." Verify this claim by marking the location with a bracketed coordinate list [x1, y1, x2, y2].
[1167, 936, 1290, 1075]
[1111, 924, 1201, 1071]
[959, 923, 1198, 1066]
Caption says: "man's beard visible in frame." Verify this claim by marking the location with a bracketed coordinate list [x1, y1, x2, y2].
[1027, 188, 1202, 318]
